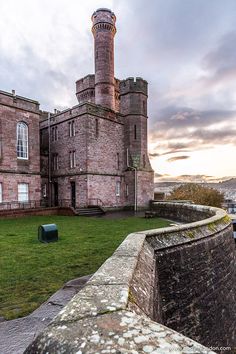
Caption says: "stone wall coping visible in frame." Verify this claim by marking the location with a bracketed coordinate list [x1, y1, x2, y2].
[144, 202, 228, 235]
[24, 202, 223, 353]
[0, 89, 39, 104]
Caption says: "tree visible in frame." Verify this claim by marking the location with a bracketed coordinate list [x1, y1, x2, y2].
[166, 183, 224, 208]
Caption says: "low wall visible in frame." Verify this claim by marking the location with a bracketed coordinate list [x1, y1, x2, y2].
[25, 203, 236, 354]
[0, 207, 75, 219]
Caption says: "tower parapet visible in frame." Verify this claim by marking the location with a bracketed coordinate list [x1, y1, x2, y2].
[119, 77, 148, 116]
[120, 77, 148, 97]
[76, 75, 95, 104]
[92, 8, 116, 111]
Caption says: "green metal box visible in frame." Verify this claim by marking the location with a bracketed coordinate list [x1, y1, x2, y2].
[38, 224, 58, 243]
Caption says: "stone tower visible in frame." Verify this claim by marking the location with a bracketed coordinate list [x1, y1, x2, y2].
[92, 8, 116, 110]
[120, 77, 152, 171]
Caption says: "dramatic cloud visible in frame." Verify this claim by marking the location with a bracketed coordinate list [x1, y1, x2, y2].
[201, 31, 236, 86]
[167, 156, 190, 163]
[1, 0, 236, 179]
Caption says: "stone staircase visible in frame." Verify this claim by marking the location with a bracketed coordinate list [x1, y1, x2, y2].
[75, 206, 105, 217]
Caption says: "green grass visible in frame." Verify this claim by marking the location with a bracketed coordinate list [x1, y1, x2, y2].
[0, 215, 170, 320]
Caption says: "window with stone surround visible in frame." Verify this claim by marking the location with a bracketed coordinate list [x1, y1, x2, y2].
[134, 124, 137, 140]
[69, 151, 76, 168]
[95, 119, 99, 137]
[51, 127, 54, 142]
[69, 121, 75, 137]
[17, 122, 28, 159]
[51, 126, 58, 141]
[53, 154, 59, 170]
[55, 126, 58, 140]
[18, 183, 29, 202]
[0, 183, 2, 203]
[126, 184, 129, 198]
[117, 153, 120, 169]
[116, 181, 121, 197]
[43, 183, 47, 198]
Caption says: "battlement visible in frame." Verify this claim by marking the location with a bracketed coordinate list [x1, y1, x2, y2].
[76, 75, 95, 104]
[76, 74, 95, 94]
[119, 77, 148, 96]
[92, 8, 116, 25]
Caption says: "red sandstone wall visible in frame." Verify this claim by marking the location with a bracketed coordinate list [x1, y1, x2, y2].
[0, 91, 41, 203]
[0, 206, 75, 219]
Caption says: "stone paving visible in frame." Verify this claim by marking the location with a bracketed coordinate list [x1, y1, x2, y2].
[0, 275, 91, 354]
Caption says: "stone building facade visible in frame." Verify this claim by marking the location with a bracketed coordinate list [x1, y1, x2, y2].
[0, 90, 41, 205]
[0, 8, 154, 210]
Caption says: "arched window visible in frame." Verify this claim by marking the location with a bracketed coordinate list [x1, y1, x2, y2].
[17, 122, 28, 159]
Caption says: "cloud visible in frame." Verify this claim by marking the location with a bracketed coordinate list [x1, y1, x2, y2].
[149, 152, 160, 158]
[167, 156, 190, 163]
[201, 31, 236, 86]
[149, 105, 236, 159]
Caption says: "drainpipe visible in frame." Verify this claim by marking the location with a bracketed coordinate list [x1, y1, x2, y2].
[127, 148, 137, 212]
[48, 112, 52, 207]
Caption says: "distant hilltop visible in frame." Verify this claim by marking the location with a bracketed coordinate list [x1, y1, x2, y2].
[155, 176, 236, 187]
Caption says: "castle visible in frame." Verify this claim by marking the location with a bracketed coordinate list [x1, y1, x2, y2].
[0, 8, 154, 210]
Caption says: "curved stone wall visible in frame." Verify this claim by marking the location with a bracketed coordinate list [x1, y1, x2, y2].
[25, 203, 236, 354]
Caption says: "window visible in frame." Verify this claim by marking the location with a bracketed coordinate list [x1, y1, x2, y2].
[18, 183, 29, 202]
[134, 125, 137, 140]
[17, 122, 28, 159]
[95, 119, 99, 137]
[53, 154, 59, 170]
[70, 151, 76, 168]
[55, 126, 58, 141]
[143, 101, 146, 115]
[117, 153, 120, 169]
[43, 183, 47, 198]
[143, 154, 146, 168]
[51, 127, 54, 142]
[0, 183, 2, 203]
[126, 184, 129, 198]
[69, 121, 75, 137]
[51, 126, 58, 141]
[116, 181, 121, 197]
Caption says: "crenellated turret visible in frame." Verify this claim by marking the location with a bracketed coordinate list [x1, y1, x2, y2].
[119, 77, 148, 116]
[119, 77, 151, 172]
[76, 75, 95, 105]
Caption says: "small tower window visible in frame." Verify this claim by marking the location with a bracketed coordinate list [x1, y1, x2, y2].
[134, 125, 137, 140]
[143, 154, 146, 168]
[143, 101, 146, 115]
[95, 119, 99, 137]
[117, 153, 120, 169]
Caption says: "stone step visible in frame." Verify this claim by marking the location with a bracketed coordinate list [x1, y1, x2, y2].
[75, 207, 105, 216]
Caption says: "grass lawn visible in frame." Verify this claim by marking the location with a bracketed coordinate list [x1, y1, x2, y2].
[0, 215, 170, 320]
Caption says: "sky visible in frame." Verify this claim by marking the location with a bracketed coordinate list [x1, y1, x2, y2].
[1, 0, 236, 182]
